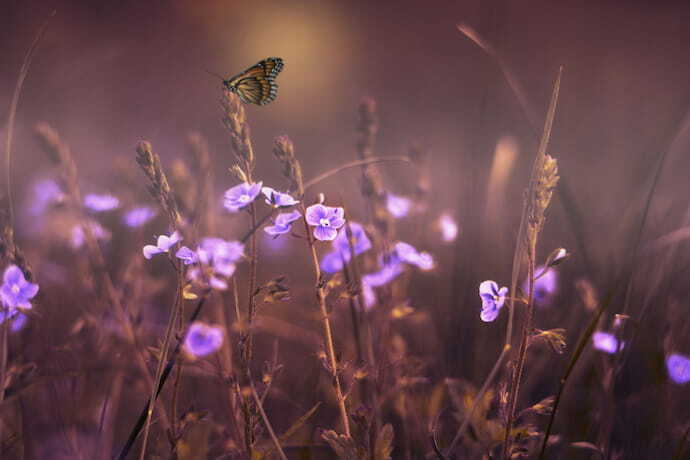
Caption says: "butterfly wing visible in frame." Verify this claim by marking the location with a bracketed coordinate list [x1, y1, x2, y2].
[224, 57, 284, 105]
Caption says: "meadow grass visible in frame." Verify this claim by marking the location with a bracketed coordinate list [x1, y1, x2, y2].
[1, 15, 689, 460]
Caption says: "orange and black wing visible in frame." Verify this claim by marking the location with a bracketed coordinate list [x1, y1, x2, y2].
[223, 57, 284, 105]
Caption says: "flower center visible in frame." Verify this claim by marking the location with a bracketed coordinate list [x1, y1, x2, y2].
[319, 218, 330, 227]
[238, 194, 250, 203]
[11, 284, 20, 295]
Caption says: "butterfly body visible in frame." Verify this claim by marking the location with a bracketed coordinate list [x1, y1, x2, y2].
[223, 57, 284, 105]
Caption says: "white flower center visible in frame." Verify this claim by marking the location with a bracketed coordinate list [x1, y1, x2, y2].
[238, 194, 250, 203]
[319, 218, 330, 227]
[11, 284, 20, 294]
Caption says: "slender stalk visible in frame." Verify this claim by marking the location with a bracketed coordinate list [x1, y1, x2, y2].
[303, 156, 411, 190]
[249, 380, 288, 460]
[118, 291, 210, 460]
[299, 203, 351, 436]
[139, 272, 183, 460]
[445, 68, 561, 457]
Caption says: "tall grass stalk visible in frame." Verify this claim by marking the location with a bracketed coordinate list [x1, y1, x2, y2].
[134, 140, 184, 460]
[273, 135, 352, 437]
[445, 68, 561, 458]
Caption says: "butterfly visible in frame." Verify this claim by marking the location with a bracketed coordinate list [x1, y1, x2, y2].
[222, 57, 284, 106]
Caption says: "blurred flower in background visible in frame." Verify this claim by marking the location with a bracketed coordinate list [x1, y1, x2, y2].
[524, 266, 558, 307]
[184, 322, 224, 358]
[392, 241, 434, 271]
[71, 221, 111, 249]
[84, 193, 120, 212]
[29, 179, 65, 216]
[123, 206, 157, 228]
[386, 193, 412, 219]
[666, 353, 690, 384]
[592, 331, 622, 354]
[438, 212, 458, 243]
[321, 221, 371, 273]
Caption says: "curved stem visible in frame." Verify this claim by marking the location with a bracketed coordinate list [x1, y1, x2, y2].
[303, 156, 411, 190]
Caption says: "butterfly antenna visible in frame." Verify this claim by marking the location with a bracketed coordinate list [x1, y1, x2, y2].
[204, 69, 225, 81]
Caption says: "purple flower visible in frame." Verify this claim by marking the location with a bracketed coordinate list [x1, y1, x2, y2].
[523, 266, 558, 306]
[305, 204, 345, 241]
[71, 221, 111, 249]
[224, 182, 263, 212]
[30, 179, 65, 215]
[264, 210, 301, 236]
[360, 261, 404, 309]
[363, 262, 403, 287]
[386, 193, 412, 218]
[184, 322, 224, 358]
[666, 353, 690, 384]
[185, 238, 244, 290]
[1, 265, 39, 310]
[592, 331, 622, 354]
[175, 246, 198, 265]
[262, 187, 299, 207]
[143, 231, 182, 259]
[321, 222, 372, 274]
[199, 238, 244, 276]
[0, 309, 28, 332]
[124, 206, 157, 228]
[479, 280, 508, 322]
[438, 213, 458, 243]
[84, 193, 120, 212]
[393, 241, 434, 271]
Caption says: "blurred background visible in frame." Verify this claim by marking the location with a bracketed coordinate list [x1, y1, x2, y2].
[2, 0, 690, 458]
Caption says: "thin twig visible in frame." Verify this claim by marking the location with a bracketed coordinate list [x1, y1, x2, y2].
[4, 10, 55, 229]
[249, 380, 288, 460]
[303, 156, 411, 190]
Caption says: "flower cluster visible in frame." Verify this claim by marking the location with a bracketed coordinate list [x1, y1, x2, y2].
[358, 241, 433, 309]
[176, 238, 244, 290]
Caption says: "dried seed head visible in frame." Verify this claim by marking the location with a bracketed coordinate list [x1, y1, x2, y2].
[272, 135, 304, 193]
[135, 141, 182, 229]
[221, 91, 254, 171]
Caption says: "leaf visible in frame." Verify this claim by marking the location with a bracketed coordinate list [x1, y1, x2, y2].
[373, 424, 394, 460]
[321, 430, 361, 459]
[264, 402, 322, 457]
[175, 418, 212, 460]
[520, 395, 555, 417]
[532, 328, 567, 354]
